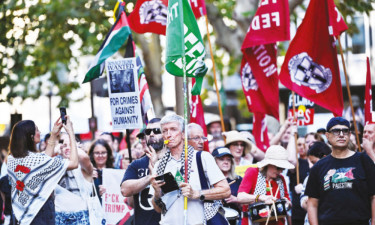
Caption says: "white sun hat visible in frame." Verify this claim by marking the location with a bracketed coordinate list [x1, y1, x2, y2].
[257, 145, 295, 169]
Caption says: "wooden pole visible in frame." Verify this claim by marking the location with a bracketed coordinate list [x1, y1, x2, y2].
[204, 15, 226, 140]
[337, 36, 362, 152]
[292, 92, 300, 184]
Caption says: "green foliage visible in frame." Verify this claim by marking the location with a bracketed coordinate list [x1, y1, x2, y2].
[1, 0, 375, 110]
[0, 0, 116, 106]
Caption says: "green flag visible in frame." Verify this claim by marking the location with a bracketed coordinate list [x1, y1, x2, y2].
[165, 0, 207, 95]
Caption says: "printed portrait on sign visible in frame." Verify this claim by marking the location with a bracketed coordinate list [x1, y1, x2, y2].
[109, 69, 136, 94]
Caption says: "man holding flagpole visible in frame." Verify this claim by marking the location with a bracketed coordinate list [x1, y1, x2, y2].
[150, 114, 230, 225]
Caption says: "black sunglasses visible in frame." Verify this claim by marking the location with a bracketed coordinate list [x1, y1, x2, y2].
[145, 128, 161, 135]
[329, 128, 350, 136]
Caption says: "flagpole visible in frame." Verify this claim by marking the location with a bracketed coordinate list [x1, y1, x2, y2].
[181, 4, 189, 225]
[292, 92, 300, 184]
[337, 36, 362, 152]
[204, 15, 226, 139]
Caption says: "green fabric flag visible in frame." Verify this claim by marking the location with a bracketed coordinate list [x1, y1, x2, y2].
[165, 0, 207, 95]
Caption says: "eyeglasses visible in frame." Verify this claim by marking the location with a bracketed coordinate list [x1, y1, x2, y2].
[329, 128, 350, 136]
[276, 166, 284, 171]
[188, 136, 208, 142]
[94, 152, 107, 157]
[145, 128, 161, 135]
[231, 143, 246, 148]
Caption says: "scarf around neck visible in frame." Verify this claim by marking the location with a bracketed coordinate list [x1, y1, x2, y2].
[156, 145, 195, 183]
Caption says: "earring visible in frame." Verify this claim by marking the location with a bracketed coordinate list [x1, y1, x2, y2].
[31, 135, 34, 141]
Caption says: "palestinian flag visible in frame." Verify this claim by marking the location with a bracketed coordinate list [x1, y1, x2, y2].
[83, 3, 131, 83]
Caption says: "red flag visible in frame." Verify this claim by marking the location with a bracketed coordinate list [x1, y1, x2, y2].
[365, 57, 373, 124]
[128, 0, 168, 35]
[279, 0, 347, 116]
[242, 0, 290, 48]
[241, 45, 279, 120]
[189, 0, 207, 19]
[252, 112, 269, 152]
[327, 0, 348, 37]
[190, 78, 209, 151]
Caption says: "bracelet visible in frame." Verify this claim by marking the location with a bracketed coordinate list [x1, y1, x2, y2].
[255, 194, 260, 202]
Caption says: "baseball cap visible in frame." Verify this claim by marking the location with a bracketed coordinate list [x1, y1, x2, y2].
[212, 147, 233, 158]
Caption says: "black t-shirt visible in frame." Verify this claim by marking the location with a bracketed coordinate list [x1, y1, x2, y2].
[305, 152, 375, 225]
[121, 156, 161, 225]
[287, 158, 309, 221]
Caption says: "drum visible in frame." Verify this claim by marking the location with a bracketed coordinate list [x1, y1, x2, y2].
[248, 199, 288, 223]
[223, 207, 239, 221]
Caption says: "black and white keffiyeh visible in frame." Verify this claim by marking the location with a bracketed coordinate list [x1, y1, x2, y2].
[156, 145, 195, 183]
[7, 152, 69, 225]
[253, 171, 285, 198]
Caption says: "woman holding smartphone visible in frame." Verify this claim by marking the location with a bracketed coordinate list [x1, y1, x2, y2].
[7, 116, 78, 225]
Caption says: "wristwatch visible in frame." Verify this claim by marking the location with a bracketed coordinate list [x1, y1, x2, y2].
[199, 190, 205, 201]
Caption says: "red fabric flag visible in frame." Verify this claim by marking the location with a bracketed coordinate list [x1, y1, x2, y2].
[252, 112, 270, 152]
[241, 44, 279, 120]
[327, 0, 348, 37]
[279, 0, 346, 116]
[128, 0, 168, 35]
[190, 78, 209, 151]
[189, 0, 207, 19]
[365, 57, 373, 124]
[242, 0, 290, 48]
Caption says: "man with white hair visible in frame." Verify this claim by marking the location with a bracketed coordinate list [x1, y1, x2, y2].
[151, 114, 230, 224]
[187, 123, 207, 151]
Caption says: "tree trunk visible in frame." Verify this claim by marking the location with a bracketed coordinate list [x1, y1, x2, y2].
[137, 33, 165, 117]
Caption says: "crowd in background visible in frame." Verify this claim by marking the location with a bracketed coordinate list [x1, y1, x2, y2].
[0, 110, 374, 225]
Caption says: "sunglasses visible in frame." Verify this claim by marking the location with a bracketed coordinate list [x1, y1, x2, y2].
[329, 128, 349, 136]
[145, 128, 162, 135]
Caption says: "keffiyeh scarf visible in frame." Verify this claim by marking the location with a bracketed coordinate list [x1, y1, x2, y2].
[7, 152, 69, 225]
[254, 171, 285, 198]
[156, 145, 195, 182]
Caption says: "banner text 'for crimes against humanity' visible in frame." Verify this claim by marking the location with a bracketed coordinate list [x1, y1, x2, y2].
[106, 58, 143, 130]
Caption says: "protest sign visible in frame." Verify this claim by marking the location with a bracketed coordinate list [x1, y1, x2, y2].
[106, 58, 143, 130]
[102, 168, 133, 225]
[288, 93, 315, 126]
[235, 164, 257, 178]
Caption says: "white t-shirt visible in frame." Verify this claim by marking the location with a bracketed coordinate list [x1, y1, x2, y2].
[152, 150, 225, 225]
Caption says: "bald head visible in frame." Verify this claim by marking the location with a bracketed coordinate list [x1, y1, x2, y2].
[363, 123, 375, 142]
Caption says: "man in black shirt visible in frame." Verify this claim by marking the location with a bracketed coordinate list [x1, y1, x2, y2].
[305, 117, 375, 225]
[120, 118, 165, 225]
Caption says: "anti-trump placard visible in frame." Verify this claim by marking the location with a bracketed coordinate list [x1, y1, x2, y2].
[106, 58, 143, 130]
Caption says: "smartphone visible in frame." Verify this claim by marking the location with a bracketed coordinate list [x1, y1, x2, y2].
[155, 174, 165, 182]
[155, 172, 179, 194]
[59, 107, 67, 124]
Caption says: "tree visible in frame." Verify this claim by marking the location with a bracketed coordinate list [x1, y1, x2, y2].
[1, 0, 373, 116]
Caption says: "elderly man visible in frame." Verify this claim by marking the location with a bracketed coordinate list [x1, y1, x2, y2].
[305, 117, 375, 225]
[120, 118, 166, 225]
[187, 123, 207, 151]
[362, 122, 375, 162]
[151, 114, 231, 225]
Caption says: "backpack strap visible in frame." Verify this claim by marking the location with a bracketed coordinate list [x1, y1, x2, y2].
[196, 151, 209, 190]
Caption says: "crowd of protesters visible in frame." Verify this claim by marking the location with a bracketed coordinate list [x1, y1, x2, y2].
[0, 112, 374, 225]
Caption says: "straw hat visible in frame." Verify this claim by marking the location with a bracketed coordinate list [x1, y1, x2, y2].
[205, 114, 221, 127]
[223, 130, 252, 156]
[257, 145, 295, 169]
